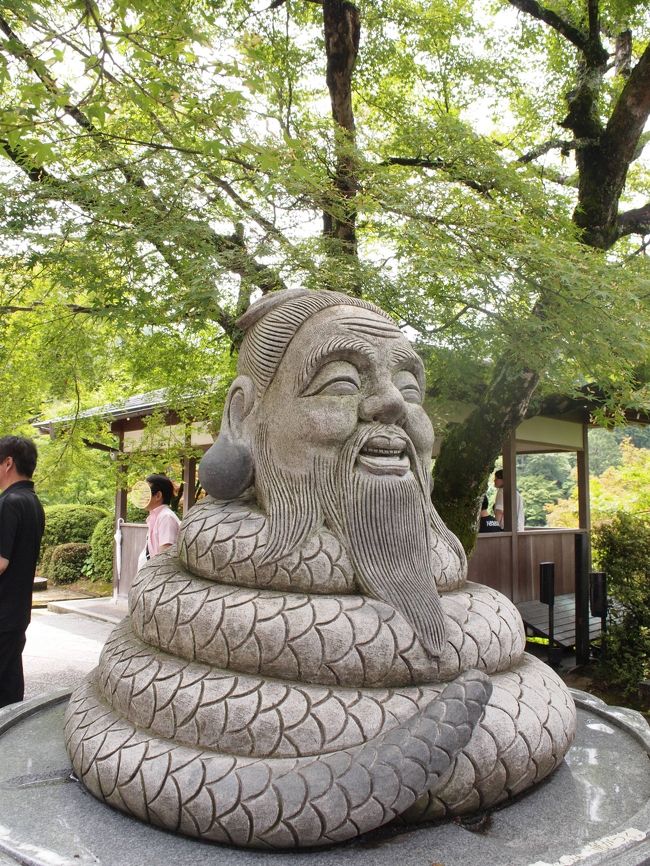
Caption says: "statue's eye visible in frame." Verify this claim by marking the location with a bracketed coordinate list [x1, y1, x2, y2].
[303, 361, 361, 397]
[393, 370, 422, 403]
[314, 378, 360, 396]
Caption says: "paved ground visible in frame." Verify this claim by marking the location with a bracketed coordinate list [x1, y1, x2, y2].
[22, 609, 117, 701]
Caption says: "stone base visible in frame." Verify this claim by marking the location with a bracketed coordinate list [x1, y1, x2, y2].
[0, 689, 648, 866]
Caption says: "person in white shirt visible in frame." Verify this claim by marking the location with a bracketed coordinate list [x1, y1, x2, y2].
[493, 469, 525, 531]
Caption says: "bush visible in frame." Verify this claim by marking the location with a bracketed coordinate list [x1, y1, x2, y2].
[89, 516, 114, 583]
[126, 502, 148, 523]
[592, 512, 650, 697]
[40, 505, 108, 576]
[49, 543, 91, 585]
[38, 546, 54, 578]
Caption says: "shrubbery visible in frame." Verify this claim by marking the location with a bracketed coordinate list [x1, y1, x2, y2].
[592, 512, 650, 697]
[126, 503, 148, 523]
[89, 516, 114, 583]
[40, 505, 108, 577]
[49, 543, 91, 585]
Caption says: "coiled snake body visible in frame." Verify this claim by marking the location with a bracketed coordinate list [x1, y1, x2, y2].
[65, 496, 576, 848]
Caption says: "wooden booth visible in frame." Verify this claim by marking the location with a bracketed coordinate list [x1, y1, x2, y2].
[465, 413, 591, 604]
[34, 389, 215, 602]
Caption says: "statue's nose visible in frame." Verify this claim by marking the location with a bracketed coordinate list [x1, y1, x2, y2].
[359, 383, 407, 425]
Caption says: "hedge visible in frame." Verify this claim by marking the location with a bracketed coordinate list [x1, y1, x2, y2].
[40, 505, 108, 577]
[49, 543, 91, 585]
[592, 511, 650, 697]
[90, 516, 114, 583]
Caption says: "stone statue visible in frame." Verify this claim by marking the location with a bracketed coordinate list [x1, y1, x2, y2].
[64, 289, 576, 848]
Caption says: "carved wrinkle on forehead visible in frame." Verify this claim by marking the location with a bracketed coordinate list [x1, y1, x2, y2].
[336, 315, 402, 339]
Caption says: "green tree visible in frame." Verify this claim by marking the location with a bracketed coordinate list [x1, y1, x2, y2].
[589, 428, 623, 476]
[548, 438, 650, 525]
[516, 452, 575, 526]
[0, 0, 648, 548]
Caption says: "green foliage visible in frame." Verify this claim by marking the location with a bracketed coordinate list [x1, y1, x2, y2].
[40, 504, 108, 575]
[39, 545, 54, 578]
[548, 439, 650, 527]
[589, 428, 623, 477]
[89, 516, 115, 583]
[517, 474, 566, 527]
[34, 436, 115, 509]
[48, 542, 91, 585]
[592, 512, 650, 696]
[126, 503, 149, 523]
[0, 0, 649, 537]
[42, 504, 108, 549]
[516, 452, 575, 526]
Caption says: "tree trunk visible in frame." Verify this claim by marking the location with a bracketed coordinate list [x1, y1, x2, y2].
[433, 6, 650, 553]
[322, 0, 360, 259]
[432, 362, 539, 553]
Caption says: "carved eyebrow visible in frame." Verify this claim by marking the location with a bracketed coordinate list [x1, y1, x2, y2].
[390, 343, 425, 389]
[390, 342, 423, 365]
[296, 335, 374, 392]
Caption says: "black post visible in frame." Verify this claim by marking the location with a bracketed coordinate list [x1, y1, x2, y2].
[540, 562, 556, 666]
[590, 571, 607, 660]
[575, 533, 590, 665]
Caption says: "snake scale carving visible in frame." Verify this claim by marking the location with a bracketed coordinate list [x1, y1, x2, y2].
[64, 290, 576, 848]
[65, 499, 576, 847]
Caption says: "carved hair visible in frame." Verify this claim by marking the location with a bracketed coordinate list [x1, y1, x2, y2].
[237, 289, 392, 396]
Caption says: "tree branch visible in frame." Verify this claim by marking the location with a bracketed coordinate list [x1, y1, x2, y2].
[586, 0, 600, 46]
[507, 0, 594, 56]
[617, 202, 650, 239]
[381, 156, 493, 195]
[602, 42, 650, 170]
[203, 174, 292, 246]
[0, 302, 116, 315]
[0, 13, 288, 310]
[516, 137, 596, 163]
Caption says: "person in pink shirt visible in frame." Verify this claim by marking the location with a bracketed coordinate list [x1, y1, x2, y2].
[142, 474, 181, 560]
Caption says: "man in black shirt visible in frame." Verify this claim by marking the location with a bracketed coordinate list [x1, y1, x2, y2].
[0, 436, 45, 708]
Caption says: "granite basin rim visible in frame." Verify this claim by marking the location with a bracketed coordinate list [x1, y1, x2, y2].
[0, 688, 648, 866]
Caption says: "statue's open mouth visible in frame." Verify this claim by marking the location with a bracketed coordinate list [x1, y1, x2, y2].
[357, 434, 410, 476]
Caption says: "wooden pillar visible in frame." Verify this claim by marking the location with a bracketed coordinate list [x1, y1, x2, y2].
[575, 531, 591, 665]
[503, 432, 518, 600]
[573, 420, 593, 664]
[577, 423, 591, 533]
[182, 422, 197, 515]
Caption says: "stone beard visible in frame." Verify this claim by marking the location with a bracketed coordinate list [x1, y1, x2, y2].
[254, 418, 446, 657]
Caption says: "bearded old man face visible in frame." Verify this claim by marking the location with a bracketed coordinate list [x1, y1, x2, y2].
[250, 305, 434, 481]
[200, 293, 446, 656]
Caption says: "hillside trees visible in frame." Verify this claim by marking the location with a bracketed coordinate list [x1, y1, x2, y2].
[548, 437, 650, 525]
[0, 0, 649, 548]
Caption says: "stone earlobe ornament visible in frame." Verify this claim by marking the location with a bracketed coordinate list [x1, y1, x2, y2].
[198, 376, 255, 500]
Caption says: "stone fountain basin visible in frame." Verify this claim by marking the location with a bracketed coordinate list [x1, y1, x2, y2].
[0, 689, 648, 866]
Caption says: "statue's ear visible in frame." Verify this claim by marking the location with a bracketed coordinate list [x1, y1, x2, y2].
[198, 376, 256, 500]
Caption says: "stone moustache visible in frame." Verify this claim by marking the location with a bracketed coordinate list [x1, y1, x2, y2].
[64, 289, 576, 848]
